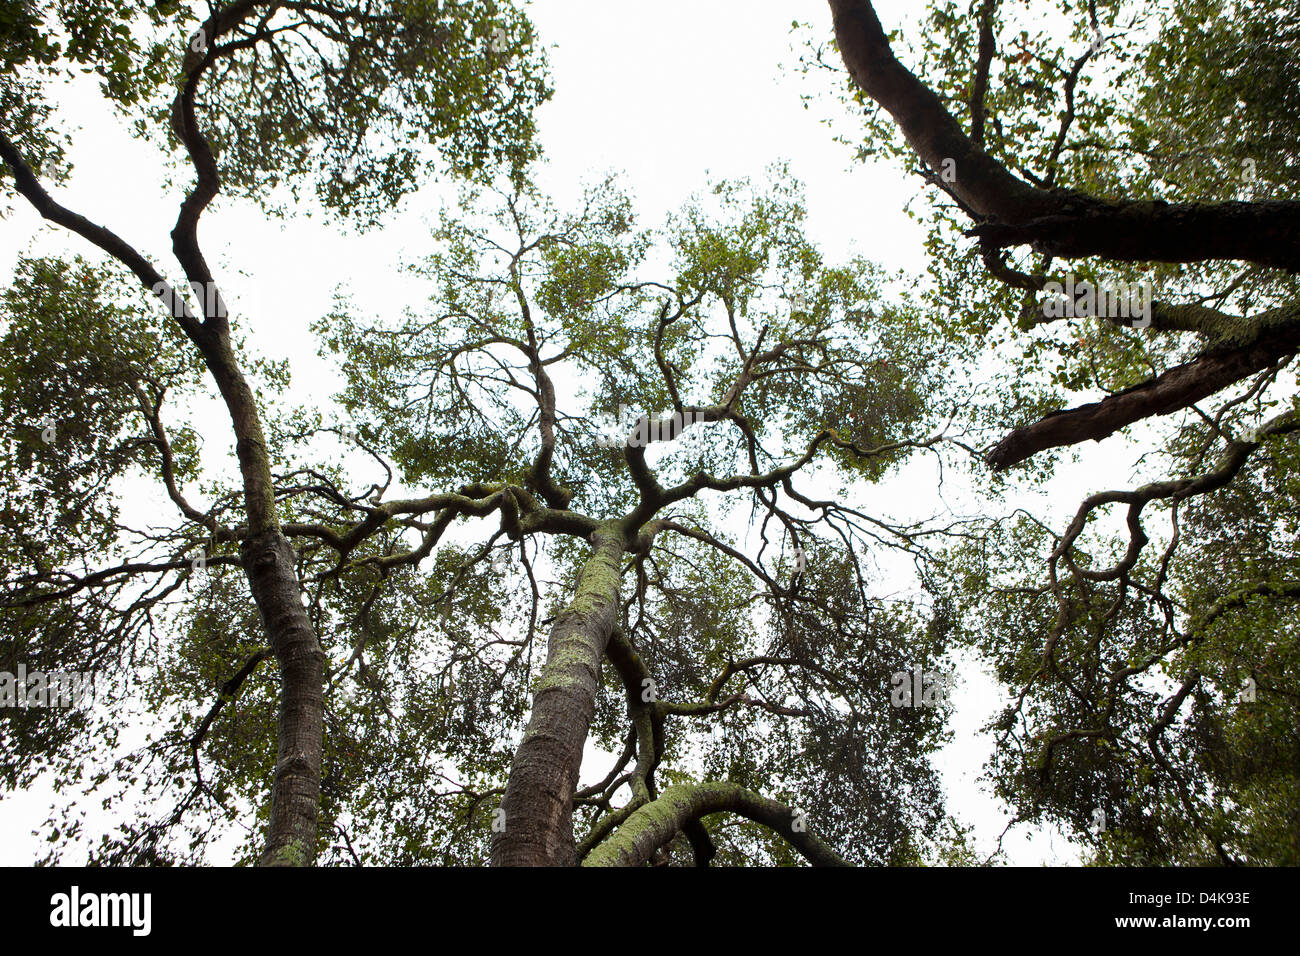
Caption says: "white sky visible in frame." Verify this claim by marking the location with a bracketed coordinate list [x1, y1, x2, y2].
[0, 0, 1120, 865]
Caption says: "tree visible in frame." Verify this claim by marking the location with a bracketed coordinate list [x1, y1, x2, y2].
[317, 171, 964, 866]
[819, 0, 1299, 862]
[2, 153, 973, 864]
[2, 1, 974, 867]
[2, 0, 549, 865]
[4, 0, 1296, 869]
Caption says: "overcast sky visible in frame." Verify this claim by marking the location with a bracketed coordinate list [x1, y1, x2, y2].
[0, 0, 1113, 865]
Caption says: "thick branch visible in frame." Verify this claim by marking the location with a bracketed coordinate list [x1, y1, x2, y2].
[0, 132, 204, 340]
[828, 0, 1300, 271]
[988, 313, 1300, 469]
[583, 781, 849, 867]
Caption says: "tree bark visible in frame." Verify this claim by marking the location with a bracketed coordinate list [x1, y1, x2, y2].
[987, 316, 1300, 469]
[582, 781, 849, 867]
[203, 337, 326, 867]
[828, 0, 1300, 272]
[242, 530, 324, 867]
[492, 526, 626, 866]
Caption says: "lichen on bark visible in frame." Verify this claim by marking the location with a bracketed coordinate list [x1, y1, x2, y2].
[491, 524, 627, 866]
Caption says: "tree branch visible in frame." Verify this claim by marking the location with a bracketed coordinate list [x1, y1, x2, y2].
[987, 309, 1300, 469]
[583, 780, 849, 867]
[828, 0, 1300, 271]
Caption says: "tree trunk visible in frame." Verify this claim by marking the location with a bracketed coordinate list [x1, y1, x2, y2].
[242, 529, 325, 867]
[0, 129, 327, 867]
[205, 336, 326, 867]
[492, 526, 626, 866]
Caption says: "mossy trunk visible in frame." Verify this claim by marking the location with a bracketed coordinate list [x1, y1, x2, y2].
[491, 526, 626, 866]
[582, 781, 850, 867]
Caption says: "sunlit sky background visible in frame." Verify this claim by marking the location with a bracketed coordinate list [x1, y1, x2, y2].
[0, 0, 1154, 865]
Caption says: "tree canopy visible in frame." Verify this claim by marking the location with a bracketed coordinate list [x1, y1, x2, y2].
[1, 0, 1296, 866]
